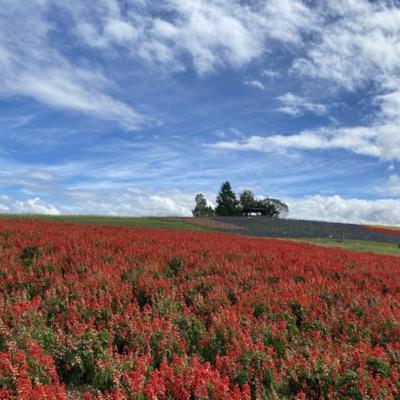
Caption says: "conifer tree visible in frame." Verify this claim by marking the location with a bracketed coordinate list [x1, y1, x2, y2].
[215, 181, 240, 216]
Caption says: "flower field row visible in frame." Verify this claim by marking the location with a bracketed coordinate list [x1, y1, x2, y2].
[364, 226, 400, 237]
[211, 217, 400, 244]
[0, 219, 399, 399]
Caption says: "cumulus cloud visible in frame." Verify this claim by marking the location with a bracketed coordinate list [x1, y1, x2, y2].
[276, 92, 328, 116]
[63, 187, 195, 216]
[206, 0, 400, 162]
[0, 196, 60, 215]
[287, 195, 400, 225]
[60, 0, 316, 76]
[292, 0, 400, 91]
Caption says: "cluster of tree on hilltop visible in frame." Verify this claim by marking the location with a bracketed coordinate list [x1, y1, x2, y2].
[192, 181, 289, 218]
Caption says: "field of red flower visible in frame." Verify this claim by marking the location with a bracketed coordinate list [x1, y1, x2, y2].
[0, 219, 399, 399]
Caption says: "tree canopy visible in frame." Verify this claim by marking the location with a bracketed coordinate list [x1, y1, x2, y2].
[192, 194, 215, 217]
[192, 182, 289, 218]
[239, 190, 257, 210]
[215, 181, 240, 216]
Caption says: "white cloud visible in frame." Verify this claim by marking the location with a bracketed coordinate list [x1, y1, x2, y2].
[195, 1, 400, 162]
[262, 69, 280, 79]
[0, 196, 60, 215]
[13, 69, 143, 130]
[209, 123, 400, 161]
[280, 1, 400, 161]
[292, 1, 400, 91]
[243, 80, 265, 91]
[28, 170, 57, 181]
[0, 0, 319, 125]
[385, 175, 400, 196]
[0, 1, 145, 129]
[288, 1, 400, 122]
[63, 0, 316, 76]
[148, 194, 189, 215]
[262, 0, 318, 44]
[276, 92, 328, 116]
[63, 187, 195, 216]
[210, 132, 328, 153]
[104, 18, 138, 43]
[287, 195, 400, 225]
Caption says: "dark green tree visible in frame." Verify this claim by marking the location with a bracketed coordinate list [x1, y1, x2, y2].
[239, 190, 257, 210]
[258, 198, 289, 218]
[215, 181, 240, 216]
[192, 194, 215, 217]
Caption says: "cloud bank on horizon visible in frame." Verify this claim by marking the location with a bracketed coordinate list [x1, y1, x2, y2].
[1, 0, 400, 225]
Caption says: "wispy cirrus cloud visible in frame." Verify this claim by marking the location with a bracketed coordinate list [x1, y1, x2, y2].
[0, 0, 145, 130]
[276, 92, 328, 116]
[384, 175, 400, 196]
[243, 80, 266, 91]
[262, 69, 280, 79]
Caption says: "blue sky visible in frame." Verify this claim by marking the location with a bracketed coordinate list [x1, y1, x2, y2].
[1, 0, 400, 224]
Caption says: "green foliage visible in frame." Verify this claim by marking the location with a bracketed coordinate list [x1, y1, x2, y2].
[281, 360, 335, 399]
[46, 297, 67, 324]
[239, 190, 257, 209]
[54, 331, 111, 388]
[227, 288, 239, 305]
[290, 300, 306, 329]
[253, 301, 267, 319]
[233, 369, 248, 388]
[20, 246, 41, 267]
[238, 189, 289, 218]
[215, 181, 240, 216]
[164, 256, 184, 277]
[335, 370, 363, 399]
[295, 237, 400, 257]
[263, 368, 274, 392]
[32, 327, 56, 354]
[260, 198, 289, 218]
[149, 329, 183, 368]
[135, 287, 152, 310]
[175, 315, 205, 355]
[192, 193, 215, 217]
[264, 327, 286, 359]
[200, 327, 228, 364]
[367, 356, 390, 379]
